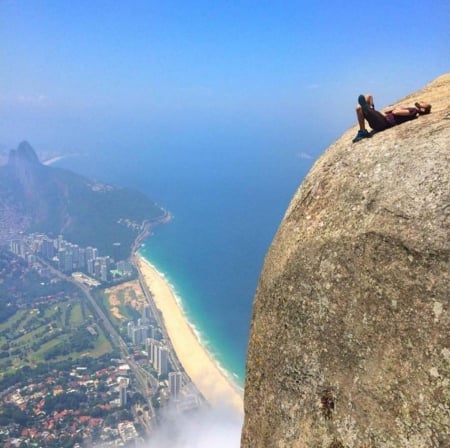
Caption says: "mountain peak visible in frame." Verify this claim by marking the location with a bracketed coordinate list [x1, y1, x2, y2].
[8, 141, 41, 166]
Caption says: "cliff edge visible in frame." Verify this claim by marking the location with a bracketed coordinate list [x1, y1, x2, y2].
[241, 74, 450, 447]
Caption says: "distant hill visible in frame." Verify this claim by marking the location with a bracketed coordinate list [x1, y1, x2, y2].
[0, 141, 165, 259]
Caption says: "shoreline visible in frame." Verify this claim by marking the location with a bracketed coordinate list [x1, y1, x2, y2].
[42, 153, 80, 166]
[136, 255, 244, 414]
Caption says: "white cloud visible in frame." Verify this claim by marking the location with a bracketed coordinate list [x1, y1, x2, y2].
[144, 404, 243, 448]
[296, 151, 313, 160]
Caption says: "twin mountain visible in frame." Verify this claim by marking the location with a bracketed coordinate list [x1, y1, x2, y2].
[0, 141, 164, 260]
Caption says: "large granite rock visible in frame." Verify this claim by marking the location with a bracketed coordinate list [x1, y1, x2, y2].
[241, 74, 450, 448]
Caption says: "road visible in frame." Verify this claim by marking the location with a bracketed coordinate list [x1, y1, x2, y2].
[38, 210, 203, 431]
[39, 258, 158, 429]
[135, 257, 197, 392]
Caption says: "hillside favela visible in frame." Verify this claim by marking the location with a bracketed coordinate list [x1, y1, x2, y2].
[0, 142, 227, 447]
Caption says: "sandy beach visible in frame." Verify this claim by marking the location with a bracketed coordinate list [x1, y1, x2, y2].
[137, 256, 244, 414]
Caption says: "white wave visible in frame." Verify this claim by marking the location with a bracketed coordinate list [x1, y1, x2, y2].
[145, 257, 243, 391]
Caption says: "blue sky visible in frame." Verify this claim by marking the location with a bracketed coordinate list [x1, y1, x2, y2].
[1, 3, 449, 442]
[1, 0, 449, 154]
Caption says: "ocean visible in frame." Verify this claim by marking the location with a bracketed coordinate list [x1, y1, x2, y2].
[54, 133, 319, 387]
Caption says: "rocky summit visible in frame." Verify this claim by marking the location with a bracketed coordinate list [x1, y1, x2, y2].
[241, 74, 450, 448]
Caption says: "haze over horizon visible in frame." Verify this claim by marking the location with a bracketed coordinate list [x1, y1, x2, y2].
[1, 1, 448, 156]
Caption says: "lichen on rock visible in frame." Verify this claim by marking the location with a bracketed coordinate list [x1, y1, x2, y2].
[241, 74, 450, 448]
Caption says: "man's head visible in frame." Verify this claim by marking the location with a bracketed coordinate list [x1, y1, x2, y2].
[415, 102, 432, 115]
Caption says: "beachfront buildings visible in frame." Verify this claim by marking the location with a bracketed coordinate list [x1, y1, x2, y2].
[169, 372, 183, 400]
[9, 232, 132, 284]
[147, 338, 169, 376]
[119, 377, 129, 407]
[127, 319, 155, 345]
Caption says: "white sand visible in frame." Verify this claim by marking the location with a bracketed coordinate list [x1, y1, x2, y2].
[137, 256, 243, 414]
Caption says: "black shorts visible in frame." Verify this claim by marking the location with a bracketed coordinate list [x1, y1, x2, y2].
[363, 108, 391, 132]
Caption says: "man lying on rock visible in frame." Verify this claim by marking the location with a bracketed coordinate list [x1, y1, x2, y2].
[352, 94, 431, 143]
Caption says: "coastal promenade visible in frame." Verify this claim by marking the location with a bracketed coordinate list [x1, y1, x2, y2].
[136, 256, 244, 414]
[131, 210, 243, 413]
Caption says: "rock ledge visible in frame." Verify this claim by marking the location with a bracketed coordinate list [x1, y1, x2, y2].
[241, 74, 450, 448]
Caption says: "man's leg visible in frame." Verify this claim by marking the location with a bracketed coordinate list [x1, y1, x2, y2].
[358, 93, 374, 111]
[353, 94, 373, 143]
[358, 93, 391, 132]
[356, 94, 374, 129]
[356, 105, 366, 130]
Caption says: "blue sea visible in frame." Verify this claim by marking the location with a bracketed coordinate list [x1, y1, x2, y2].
[55, 132, 323, 387]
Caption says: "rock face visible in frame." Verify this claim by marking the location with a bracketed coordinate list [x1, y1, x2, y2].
[241, 74, 450, 448]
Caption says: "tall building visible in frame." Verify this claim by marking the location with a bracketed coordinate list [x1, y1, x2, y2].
[146, 338, 157, 363]
[156, 346, 168, 376]
[151, 342, 159, 367]
[131, 327, 141, 345]
[87, 258, 95, 275]
[119, 378, 128, 407]
[169, 372, 183, 400]
[127, 322, 135, 340]
[78, 248, 86, 270]
[139, 325, 150, 343]
[148, 340, 168, 376]
[64, 251, 73, 272]
[41, 238, 55, 259]
[127, 318, 151, 346]
[57, 248, 67, 271]
[112, 242, 121, 262]
[10, 239, 26, 257]
[94, 260, 101, 278]
[56, 235, 64, 250]
[100, 262, 109, 282]
[85, 246, 98, 263]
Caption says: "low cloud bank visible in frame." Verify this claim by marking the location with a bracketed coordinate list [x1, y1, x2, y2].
[144, 404, 243, 448]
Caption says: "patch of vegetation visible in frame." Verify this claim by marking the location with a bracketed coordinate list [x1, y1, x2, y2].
[0, 403, 34, 427]
[89, 331, 113, 357]
[0, 248, 116, 376]
[0, 297, 113, 376]
[70, 302, 84, 326]
[0, 249, 78, 311]
[0, 309, 27, 333]
[103, 289, 136, 322]
[0, 351, 120, 392]
[125, 303, 141, 321]
[100, 292, 119, 323]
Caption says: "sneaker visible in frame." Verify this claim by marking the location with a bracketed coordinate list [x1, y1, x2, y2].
[352, 129, 370, 143]
[358, 94, 370, 111]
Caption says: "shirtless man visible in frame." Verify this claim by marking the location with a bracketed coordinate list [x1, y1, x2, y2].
[352, 94, 431, 143]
